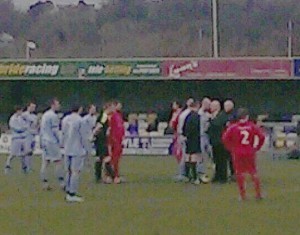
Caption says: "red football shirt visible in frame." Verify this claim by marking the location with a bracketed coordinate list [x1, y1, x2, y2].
[110, 111, 125, 143]
[222, 120, 265, 156]
[171, 108, 182, 132]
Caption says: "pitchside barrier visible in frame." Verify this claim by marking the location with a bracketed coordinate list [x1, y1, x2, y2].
[260, 122, 299, 160]
[0, 129, 289, 159]
[0, 122, 297, 158]
[0, 121, 297, 157]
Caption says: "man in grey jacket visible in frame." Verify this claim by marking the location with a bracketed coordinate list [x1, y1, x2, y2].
[64, 105, 89, 203]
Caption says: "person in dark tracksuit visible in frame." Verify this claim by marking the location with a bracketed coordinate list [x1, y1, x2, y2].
[207, 100, 229, 183]
[223, 100, 237, 180]
[183, 102, 201, 184]
[93, 103, 114, 183]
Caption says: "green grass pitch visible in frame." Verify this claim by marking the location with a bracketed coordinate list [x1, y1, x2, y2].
[0, 154, 299, 235]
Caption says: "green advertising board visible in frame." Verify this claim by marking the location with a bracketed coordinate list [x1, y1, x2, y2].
[64, 60, 161, 78]
[0, 62, 60, 77]
[0, 60, 162, 79]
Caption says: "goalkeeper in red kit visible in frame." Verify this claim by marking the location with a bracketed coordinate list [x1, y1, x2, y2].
[222, 108, 265, 201]
[109, 101, 125, 184]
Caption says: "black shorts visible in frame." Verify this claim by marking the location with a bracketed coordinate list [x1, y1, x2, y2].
[186, 138, 201, 155]
[95, 137, 109, 159]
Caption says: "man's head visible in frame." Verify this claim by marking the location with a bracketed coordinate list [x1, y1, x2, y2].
[88, 104, 97, 115]
[210, 100, 221, 113]
[27, 101, 36, 113]
[50, 98, 61, 112]
[190, 101, 201, 112]
[201, 97, 211, 111]
[104, 102, 114, 115]
[112, 100, 122, 112]
[172, 101, 181, 111]
[103, 102, 109, 112]
[71, 104, 83, 115]
[14, 105, 23, 116]
[224, 100, 234, 113]
[237, 108, 249, 122]
[186, 98, 194, 108]
[116, 101, 122, 111]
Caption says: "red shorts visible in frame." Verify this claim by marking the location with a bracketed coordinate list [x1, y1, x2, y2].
[232, 154, 257, 175]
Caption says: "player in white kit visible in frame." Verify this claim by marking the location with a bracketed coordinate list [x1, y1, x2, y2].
[40, 98, 64, 190]
[5, 106, 28, 174]
[61, 112, 72, 172]
[22, 101, 38, 173]
[81, 104, 97, 169]
[197, 97, 213, 183]
[64, 105, 89, 202]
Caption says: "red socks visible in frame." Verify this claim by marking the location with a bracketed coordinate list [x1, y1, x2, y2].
[236, 173, 262, 200]
[251, 174, 262, 199]
[112, 157, 120, 178]
[236, 174, 246, 200]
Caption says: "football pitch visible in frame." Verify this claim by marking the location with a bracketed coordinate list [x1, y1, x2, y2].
[0, 154, 299, 235]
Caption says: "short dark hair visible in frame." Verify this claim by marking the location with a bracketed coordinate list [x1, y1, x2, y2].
[103, 101, 113, 110]
[172, 101, 182, 108]
[27, 100, 36, 107]
[88, 104, 95, 110]
[71, 103, 83, 113]
[14, 105, 23, 112]
[112, 100, 121, 106]
[190, 100, 200, 108]
[237, 108, 249, 119]
[50, 97, 59, 106]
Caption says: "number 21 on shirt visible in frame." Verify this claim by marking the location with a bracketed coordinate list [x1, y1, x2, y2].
[240, 130, 259, 148]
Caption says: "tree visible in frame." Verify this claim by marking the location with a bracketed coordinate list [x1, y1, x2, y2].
[1, 0, 300, 58]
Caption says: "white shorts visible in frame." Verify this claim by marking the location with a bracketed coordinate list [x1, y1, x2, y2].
[42, 141, 62, 162]
[179, 136, 187, 164]
[201, 134, 212, 155]
[11, 137, 26, 157]
[66, 155, 85, 172]
[25, 135, 35, 154]
[85, 142, 94, 156]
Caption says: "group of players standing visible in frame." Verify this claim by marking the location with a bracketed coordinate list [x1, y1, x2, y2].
[5, 96, 266, 202]
[170, 97, 266, 200]
[5, 98, 125, 203]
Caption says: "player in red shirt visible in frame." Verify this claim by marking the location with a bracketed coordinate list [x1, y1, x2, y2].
[222, 108, 265, 201]
[169, 101, 183, 163]
[109, 101, 125, 184]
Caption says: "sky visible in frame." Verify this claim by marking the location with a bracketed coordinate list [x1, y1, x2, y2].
[12, 0, 110, 11]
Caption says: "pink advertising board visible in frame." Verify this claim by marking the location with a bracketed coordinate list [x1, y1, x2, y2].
[162, 59, 292, 79]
